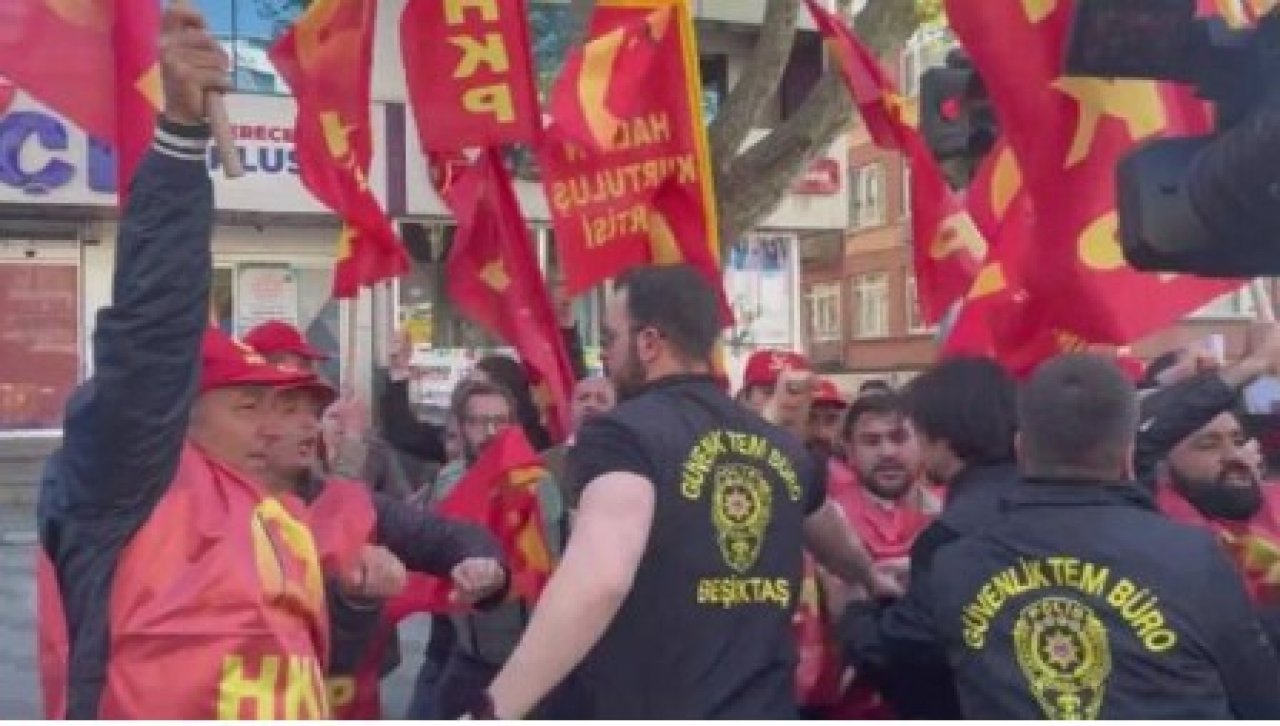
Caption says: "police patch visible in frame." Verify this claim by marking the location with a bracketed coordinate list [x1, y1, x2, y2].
[1013, 596, 1111, 720]
[710, 463, 772, 573]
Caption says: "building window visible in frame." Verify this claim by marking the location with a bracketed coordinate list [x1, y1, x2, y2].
[808, 283, 842, 342]
[192, 0, 299, 94]
[1192, 287, 1258, 319]
[906, 274, 931, 334]
[853, 272, 889, 339]
[0, 241, 80, 433]
[850, 163, 887, 231]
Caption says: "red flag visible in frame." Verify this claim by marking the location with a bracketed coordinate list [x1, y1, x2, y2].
[401, 0, 541, 151]
[547, 6, 671, 152]
[805, 0, 982, 323]
[445, 148, 577, 441]
[386, 427, 554, 620]
[270, 0, 409, 299]
[944, 0, 1238, 356]
[0, 0, 161, 199]
[539, 0, 720, 297]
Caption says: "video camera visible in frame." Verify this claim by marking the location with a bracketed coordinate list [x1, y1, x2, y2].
[1065, 0, 1280, 276]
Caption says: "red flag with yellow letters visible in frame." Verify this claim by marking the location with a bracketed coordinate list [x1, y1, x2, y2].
[943, 0, 1238, 358]
[806, 0, 983, 324]
[386, 427, 554, 620]
[445, 149, 576, 442]
[540, 0, 720, 297]
[0, 0, 161, 200]
[270, 0, 409, 298]
[400, 0, 541, 151]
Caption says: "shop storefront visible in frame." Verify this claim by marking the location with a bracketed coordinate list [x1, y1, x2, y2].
[0, 90, 391, 440]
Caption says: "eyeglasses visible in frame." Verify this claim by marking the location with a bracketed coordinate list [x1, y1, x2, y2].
[463, 415, 512, 430]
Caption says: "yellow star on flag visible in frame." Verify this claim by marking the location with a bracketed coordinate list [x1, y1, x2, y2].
[930, 212, 988, 263]
[1053, 78, 1166, 167]
[135, 65, 163, 111]
[480, 259, 511, 292]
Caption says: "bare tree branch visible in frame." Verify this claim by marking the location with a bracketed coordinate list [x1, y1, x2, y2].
[707, 0, 800, 175]
[716, 71, 853, 244]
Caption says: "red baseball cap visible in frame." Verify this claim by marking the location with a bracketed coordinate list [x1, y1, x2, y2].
[813, 378, 848, 408]
[200, 328, 315, 394]
[243, 320, 331, 361]
[742, 349, 811, 388]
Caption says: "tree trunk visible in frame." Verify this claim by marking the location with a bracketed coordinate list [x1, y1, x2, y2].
[706, 0, 801, 177]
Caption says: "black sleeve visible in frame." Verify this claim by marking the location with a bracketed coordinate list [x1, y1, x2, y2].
[1196, 536, 1280, 718]
[35, 137, 214, 719]
[803, 452, 828, 515]
[372, 492, 503, 577]
[566, 416, 653, 496]
[837, 521, 963, 719]
[561, 324, 588, 381]
[50, 144, 212, 522]
[1134, 372, 1238, 486]
[377, 374, 445, 463]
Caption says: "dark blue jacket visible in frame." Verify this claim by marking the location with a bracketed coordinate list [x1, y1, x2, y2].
[37, 141, 213, 718]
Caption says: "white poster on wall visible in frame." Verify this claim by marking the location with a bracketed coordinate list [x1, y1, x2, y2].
[235, 264, 299, 338]
[724, 232, 798, 349]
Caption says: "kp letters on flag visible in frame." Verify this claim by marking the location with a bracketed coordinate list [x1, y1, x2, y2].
[401, 0, 541, 151]
[540, 0, 720, 296]
[270, 0, 409, 298]
[0, 0, 161, 199]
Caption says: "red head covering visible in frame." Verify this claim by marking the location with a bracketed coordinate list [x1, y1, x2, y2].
[243, 320, 331, 361]
[742, 349, 811, 388]
[199, 327, 314, 394]
[812, 378, 848, 408]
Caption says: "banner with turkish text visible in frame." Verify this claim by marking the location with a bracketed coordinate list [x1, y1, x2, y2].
[401, 0, 541, 151]
[540, 0, 720, 297]
[0, 0, 161, 201]
[270, 0, 409, 298]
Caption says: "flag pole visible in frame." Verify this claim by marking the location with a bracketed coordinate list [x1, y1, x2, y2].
[171, 0, 245, 178]
[1251, 279, 1276, 323]
[343, 290, 359, 393]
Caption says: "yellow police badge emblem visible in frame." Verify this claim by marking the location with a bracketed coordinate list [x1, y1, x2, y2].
[1013, 596, 1112, 720]
[711, 464, 772, 573]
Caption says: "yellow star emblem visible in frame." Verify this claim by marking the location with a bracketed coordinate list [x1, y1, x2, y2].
[1053, 78, 1166, 167]
[967, 262, 1006, 300]
[930, 212, 988, 263]
[480, 259, 511, 292]
[135, 64, 163, 112]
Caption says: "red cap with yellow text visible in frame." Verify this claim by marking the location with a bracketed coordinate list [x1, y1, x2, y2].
[200, 327, 315, 394]
[243, 320, 332, 361]
[742, 349, 811, 388]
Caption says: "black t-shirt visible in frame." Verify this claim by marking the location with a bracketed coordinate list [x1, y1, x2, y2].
[566, 374, 825, 719]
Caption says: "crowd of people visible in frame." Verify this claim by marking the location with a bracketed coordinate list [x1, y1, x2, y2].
[30, 7, 1280, 720]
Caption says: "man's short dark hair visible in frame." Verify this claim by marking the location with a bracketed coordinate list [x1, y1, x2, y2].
[841, 392, 906, 442]
[614, 264, 721, 362]
[450, 379, 516, 421]
[904, 356, 1017, 465]
[1019, 353, 1138, 478]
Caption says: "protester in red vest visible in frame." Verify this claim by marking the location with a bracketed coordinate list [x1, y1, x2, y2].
[250, 326, 509, 719]
[816, 392, 937, 718]
[33, 11, 357, 717]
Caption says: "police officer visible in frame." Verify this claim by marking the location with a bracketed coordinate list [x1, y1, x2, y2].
[924, 354, 1280, 719]
[472, 264, 897, 719]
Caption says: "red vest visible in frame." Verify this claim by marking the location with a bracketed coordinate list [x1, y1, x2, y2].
[1156, 481, 1280, 605]
[40, 444, 332, 719]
